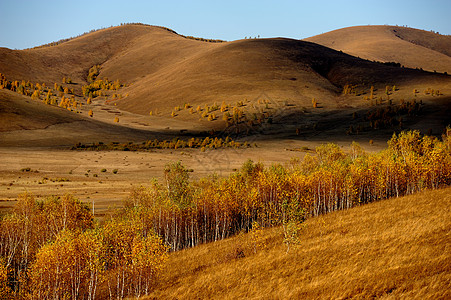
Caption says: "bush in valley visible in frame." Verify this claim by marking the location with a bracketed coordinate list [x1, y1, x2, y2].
[71, 136, 252, 151]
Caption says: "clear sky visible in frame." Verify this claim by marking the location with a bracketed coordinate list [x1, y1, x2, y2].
[1, 0, 450, 49]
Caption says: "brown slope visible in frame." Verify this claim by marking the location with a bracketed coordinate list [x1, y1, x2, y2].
[0, 89, 156, 147]
[0, 25, 161, 84]
[147, 187, 451, 299]
[392, 26, 451, 57]
[114, 36, 448, 116]
[0, 89, 83, 131]
[113, 38, 342, 115]
[0, 24, 449, 123]
[305, 25, 451, 73]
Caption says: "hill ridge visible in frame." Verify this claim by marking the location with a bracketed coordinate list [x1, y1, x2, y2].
[305, 25, 451, 73]
[25, 23, 225, 51]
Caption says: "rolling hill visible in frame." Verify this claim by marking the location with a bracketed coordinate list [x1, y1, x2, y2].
[305, 25, 451, 74]
[1, 24, 450, 146]
[0, 24, 450, 299]
[1, 24, 448, 114]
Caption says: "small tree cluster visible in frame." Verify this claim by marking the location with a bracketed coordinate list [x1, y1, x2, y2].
[87, 65, 100, 83]
[82, 78, 122, 98]
[424, 87, 442, 96]
[0, 73, 85, 109]
[62, 76, 72, 84]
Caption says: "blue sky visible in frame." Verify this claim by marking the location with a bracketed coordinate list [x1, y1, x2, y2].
[1, 0, 450, 49]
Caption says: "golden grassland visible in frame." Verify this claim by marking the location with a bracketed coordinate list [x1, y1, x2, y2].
[147, 187, 451, 299]
[306, 25, 451, 74]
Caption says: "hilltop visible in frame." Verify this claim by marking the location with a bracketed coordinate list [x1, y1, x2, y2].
[305, 25, 451, 74]
[147, 187, 451, 299]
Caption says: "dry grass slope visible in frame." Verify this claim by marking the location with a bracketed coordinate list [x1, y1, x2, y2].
[0, 89, 82, 132]
[1, 24, 448, 119]
[0, 89, 157, 147]
[306, 25, 451, 73]
[1, 24, 450, 146]
[147, 187, 451, 299]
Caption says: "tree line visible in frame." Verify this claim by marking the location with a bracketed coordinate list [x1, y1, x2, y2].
[122, 130, 450, 253]
[71, 137, 252, 152]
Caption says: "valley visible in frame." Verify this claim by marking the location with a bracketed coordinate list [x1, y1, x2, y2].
[0, 23, 450, 299]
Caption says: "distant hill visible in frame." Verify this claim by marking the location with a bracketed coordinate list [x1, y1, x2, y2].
[0, 24, 447, 116]
[0, 24, 450, 145]
[305, 25, 451, 74]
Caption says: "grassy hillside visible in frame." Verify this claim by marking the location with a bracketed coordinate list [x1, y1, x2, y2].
[113, 36, 446, 117]
[147, 187, 451, 299]
[0, 25, 153, 84]
[0, 89, 157, 147]
[0, 89, 83, 132]
[1, 24, 448, 119]
[305, 25, 451, 74]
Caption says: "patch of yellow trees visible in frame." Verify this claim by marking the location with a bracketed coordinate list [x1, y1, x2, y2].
[0, 194, 168, 299]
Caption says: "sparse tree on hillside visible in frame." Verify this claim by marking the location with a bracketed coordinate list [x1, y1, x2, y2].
[31, 90, 40, 100]
[223, 113, 230, 122]
[312, 98, 317, 108]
